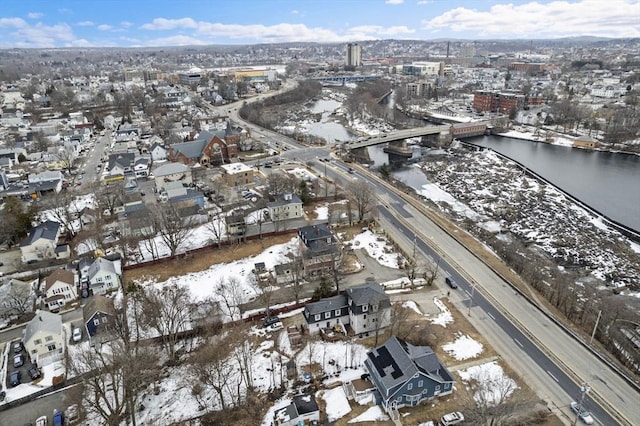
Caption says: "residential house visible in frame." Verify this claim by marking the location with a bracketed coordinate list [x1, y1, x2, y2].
[225, 213, 246, 241]
[304, 294, 349, 333]
[219, 162, 254, 187]
[83, 295, 116, 341]
[43, 269, 78, 312]
[273, 394, 320, 426]
[268, 193, 303, 223]
[345, 283, 392, 336]
[153, 162, 192, 192]
[19, 220, 70, 264]
[133, 157, 150, 178]
[104, 152, 135, 183]
[87, 257, 121, 295]
[303, 283, 391, 335]
[365, 336, 455, 416]
[23, 310, 65, 366]
[150, 142, 168, 161]
[297, 224, 340, 280]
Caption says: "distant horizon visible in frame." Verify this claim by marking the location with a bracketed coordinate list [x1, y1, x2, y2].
[1, 0, 638, 49]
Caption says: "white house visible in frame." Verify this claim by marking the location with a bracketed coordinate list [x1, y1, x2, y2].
[43, 269, 78, 312]
[19, 221, 70, 264]
[150, 142, 168, 161]
[87, 257, 121, 295]
[267, 193, 303, 222]
[23, 310, 65, 366]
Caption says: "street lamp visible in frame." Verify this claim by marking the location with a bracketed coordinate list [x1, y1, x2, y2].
[572, 383, 590, 426]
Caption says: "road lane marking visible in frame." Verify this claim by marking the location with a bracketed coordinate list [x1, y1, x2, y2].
[487, 312, 496, 320]
[513, 338, 524, 348]
[547, 371, 559, 383]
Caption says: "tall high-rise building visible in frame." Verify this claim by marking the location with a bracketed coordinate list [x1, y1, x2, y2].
[346, 43, 362, 68]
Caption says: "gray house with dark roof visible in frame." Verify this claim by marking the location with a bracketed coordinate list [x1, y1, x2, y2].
[273, 394, 320, 426]
[297, 224, 340, 279]
[303, 283, 391, 336]
[365, 336, 455, 416]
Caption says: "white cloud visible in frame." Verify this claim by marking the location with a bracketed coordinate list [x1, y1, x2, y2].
[146, 34, 207, 47]
[120, 21, 133, 28]
[140, 17, 198, 30]
[97, 24, 113, 31]
[0, 21, 76, 48]
[386, 0, 404, 4]
[76, 21, 94, 27]
[138, 18, 417, 43]
[0, 18, 27, 28]
[348, 25, 415, 36]
[417, 0, 431, 4]
[291, 10, 299, 15]
[27, 12, 43, 19]
[424, 0, 640, 38]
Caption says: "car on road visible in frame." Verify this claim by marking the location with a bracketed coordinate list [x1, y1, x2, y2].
[10, 370, 21, 387]
[36, 416, 48, 426]
[53, 410, 64, 426]
[14, 353, 25, 367]
[570, 401, 594, 424]
[72, 328, 82, 342]
[445, 276, 458, 289]
[440, 411, 464, 426]
[348, 167, 355, 174]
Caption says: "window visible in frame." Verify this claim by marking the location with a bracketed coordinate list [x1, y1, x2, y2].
[407, 383, 413, 391]
[46, 344, 56, 351]
[418, 380, 423, 388]
[362, 305, 368, 312]
[34, 339, 42, 345]
[45, 336, 53, 342]
[435, 385, 441, 392]
[94, 319, 100, 326]
[335, 309, 340, 316]
[363, 314, 367, 320]
[325, 312, 330, 319]
[314, 314, 320, 321]
[31, 349, 37, 354]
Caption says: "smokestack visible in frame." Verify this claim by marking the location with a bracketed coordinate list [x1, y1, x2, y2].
[446, 42, 450, 58]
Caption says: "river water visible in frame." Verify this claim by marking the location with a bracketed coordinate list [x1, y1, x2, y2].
[302, 99, 640, 233]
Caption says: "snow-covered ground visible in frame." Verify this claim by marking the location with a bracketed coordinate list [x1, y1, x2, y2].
[430, 298, 454, 327]
[322, 387, 352, 422]
[419, 148, 640, 292]
[442, 334, 484, 361]
[458, 361, 518, 406]
[349, 229, 401, 269]
[348, 405, 389, 423]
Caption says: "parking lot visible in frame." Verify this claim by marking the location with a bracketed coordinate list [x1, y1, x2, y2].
[5, 340, 41, 391]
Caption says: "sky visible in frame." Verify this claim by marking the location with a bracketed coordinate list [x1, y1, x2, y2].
[0, 0, 638, 48]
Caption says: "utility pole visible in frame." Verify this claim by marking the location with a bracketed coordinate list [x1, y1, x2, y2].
[573, 383, 590, 426]
[468, 282, 476, 316]
[589, 310, 601, 346]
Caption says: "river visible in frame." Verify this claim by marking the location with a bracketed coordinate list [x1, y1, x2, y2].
[301, 99, 640, 233]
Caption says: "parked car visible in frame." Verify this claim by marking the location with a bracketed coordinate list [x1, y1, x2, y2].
[263, 316, 282, 329]
[36, 416, 48, 426]
[10, 370, 21, 387]
[445, 276, 458, 289]
[72, 328, 82, 342]
[570, 401, 594, 424]
[441, 411, 464, 426]
[14, 353, 25, 368]
[52, 410, 64, 426]
[29, 366, 42, 380]
[13, 341, 24, 353]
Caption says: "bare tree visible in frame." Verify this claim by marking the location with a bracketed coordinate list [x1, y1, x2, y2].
[217, 276, 244, 321]
[287, 247, 305, 304]
[56, 146, 78, 174]
[206, 206, 226, 249]
[41, 192, 82, 238]
[189, 336, 237, 411]
[156, 204, 194, 257]
[345, 179, 375, 222]
[140, 283, 193, 363]
[138, 215, 161, 260]
[1, 280, 35, 315]
[251, 268, 275, 316]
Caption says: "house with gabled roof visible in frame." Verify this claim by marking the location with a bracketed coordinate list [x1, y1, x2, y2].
[297, 224, 340, 280]
[87, 257, 121, 295]
[365, 336, 455, 417]
[19, 220, 70, 263]
[83, 295, 116, 342]
[268, 193, 303, 223]
[345, 283, 392, 335]
[273, 394, 320, 426]
[23, 310, 65, 366]
[303, 283, 391, 336]
[43, 269, 78, 312]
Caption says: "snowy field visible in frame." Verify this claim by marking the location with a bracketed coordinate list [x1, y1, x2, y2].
[458, 361, 518, 406]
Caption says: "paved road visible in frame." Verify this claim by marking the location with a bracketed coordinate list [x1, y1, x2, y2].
[357, 168, 639, 425]
[0, 383, 75, 425]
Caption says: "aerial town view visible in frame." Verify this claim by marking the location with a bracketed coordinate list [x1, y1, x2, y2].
[0, 0, 639, 425]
